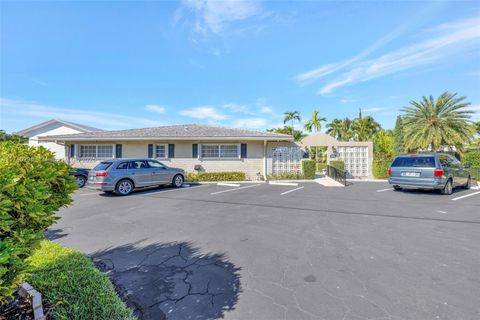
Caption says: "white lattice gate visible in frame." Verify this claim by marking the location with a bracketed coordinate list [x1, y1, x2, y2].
[336, 146, 369, 177]
[272, 147, 303, 175]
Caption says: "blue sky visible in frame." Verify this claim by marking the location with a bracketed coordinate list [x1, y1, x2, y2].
[1, 0, 479, 133]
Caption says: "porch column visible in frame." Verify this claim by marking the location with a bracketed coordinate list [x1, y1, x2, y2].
[263, 140, 267, 180]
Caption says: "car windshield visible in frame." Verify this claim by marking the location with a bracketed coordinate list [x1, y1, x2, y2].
[93, 162, 113, 170]
[391, 156, 435, 168]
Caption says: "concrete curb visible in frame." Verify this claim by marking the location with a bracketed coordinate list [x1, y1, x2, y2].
[18, 282, 45, 320]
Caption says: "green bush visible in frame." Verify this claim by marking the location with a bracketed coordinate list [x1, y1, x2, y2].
[27, 241, 137, 320]
[373, 160, 391, 179]
[302, 160, 316, 179]
[0, 142, 77, 301]
[187, 171, 246, 182]
[316, 162, 327, 173]
[329, 160, 345, 171]
[463, 150, 480, 167]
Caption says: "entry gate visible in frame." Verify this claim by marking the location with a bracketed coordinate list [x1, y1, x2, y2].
[272, 147, 303, 175]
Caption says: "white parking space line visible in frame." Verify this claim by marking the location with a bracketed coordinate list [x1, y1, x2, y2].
[78, 191, 102, 196]
[451, 191, 480, 201]
[217, 183, 241, 187]
[376, 188, 393, 193]
[269, 182, 299, 186]
[138, 184, 207, 195]
[280, 186, 304, 195]
[210, 184, 260, 195]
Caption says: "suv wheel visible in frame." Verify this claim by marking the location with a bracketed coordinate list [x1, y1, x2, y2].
[441, 179, 453, 195]
[172, 174, 184, 188]
[75, 175, 87, 188]
[463, 176, 471, 189]
[393, 185, 402, 191]
[116, 179, 134, 196]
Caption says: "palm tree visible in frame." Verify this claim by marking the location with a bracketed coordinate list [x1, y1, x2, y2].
[402, 92, 475, 151]
[326, 118, 354, 141]
[353, 109, 381, 141]
[283, 111, 301, 129]
[304, 110, 327, 133]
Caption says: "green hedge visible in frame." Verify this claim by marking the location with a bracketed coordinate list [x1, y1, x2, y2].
[268, 173, 305, 180]
[0, 142, 77, 301]
[316, 162, 327, 173]
[373, 160, 391, 179]
[329, 160, 345, 171]
[27, 241, 137, 320]
[463, 150, 480, 167]
[302, 160, 316, 179]
[187, 171, 246, 182]
[466, 167, 480, 181]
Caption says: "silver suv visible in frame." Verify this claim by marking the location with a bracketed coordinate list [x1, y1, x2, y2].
[87, 158, 185, 196]
[388, 153, 471, 195]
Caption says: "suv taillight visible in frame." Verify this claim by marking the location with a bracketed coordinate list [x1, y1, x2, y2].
[387, 168, 391, 176]
[434, 168, 443, 177]
[96, 171, 108, 177]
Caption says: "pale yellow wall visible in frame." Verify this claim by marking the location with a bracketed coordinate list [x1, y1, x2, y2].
[67, 140, 286, 180]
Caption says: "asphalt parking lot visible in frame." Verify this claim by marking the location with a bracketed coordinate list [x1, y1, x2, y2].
[49, 181, 480, 320]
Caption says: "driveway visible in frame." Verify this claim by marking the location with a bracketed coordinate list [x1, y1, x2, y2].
[48, 182, 480, 320]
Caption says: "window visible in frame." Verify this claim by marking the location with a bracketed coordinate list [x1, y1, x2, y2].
[391, 156, 435, 168]
[201, 144, 239, 158]
[131, 160, 149, 169]
[79, 145, 114, 159]
[116, 162, 130, 170]
[94, 162, 113, 170]
[147, 160, 165, 168]
[155, 144, 167, 158]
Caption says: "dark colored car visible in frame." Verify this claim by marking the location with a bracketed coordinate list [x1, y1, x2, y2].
[388, 153, 471, 195]
[70, 168, 89, 188]
[86, 158, 185, 196]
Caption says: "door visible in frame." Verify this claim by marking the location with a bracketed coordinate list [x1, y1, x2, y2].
[146, 160, 171, 184]
[447, 155, 467, 185]
[129, 160, 152, 187]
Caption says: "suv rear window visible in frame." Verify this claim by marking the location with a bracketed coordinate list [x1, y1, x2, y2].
[93, 162, 112, 170]
[391, 156, 435, 167]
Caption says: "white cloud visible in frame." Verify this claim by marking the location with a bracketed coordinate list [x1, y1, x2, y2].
[362, 107, 388, 112]
[259, 105, 272, 113]
[145, 104, 166, 114]
[298, 17, 480, 95]
[233, 117, 267, 129]
[0, 97, 164, 130]
[222, 103, 250, 114]
[179, 106, 228, 120]
[339, 98, 357, 103]
[179, 0, 261, 35]
[255, 98, 273, 113]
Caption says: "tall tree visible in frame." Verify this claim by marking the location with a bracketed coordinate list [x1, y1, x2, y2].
[326, 118, 354, 141]
[304, 110, 327, 133]
[0, 130, 27, 143]
[267, 126, 307, 141]
[402, 92, 475, 151]
[353, 109, 381, 141]
[393, 116, 405, 155]
[283, 111, 301, 129]
[372, 130, 394, 160]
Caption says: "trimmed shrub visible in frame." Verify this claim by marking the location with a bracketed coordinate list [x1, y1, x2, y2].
[316, 162, 327, 173]
[373, 160, 391, 179]
[329, 160, 345, 171]
[187, 171, 246, 182]
[27, 241, 137, 320]
[0, 142, 77, 301]
[463, 150, 480, 167]
[268, 173, 304, 180]
[302, 160, 316, 179]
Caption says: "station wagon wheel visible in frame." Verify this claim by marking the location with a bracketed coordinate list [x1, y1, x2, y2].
[172, 174, 184, 188]
[75, 175, 87, 188]
[116, 179, 134, 196]
[441, 179, 453, 195]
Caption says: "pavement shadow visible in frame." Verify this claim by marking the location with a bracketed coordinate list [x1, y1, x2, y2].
[92, 242, 242, 320]
[44, 228, 68, 240]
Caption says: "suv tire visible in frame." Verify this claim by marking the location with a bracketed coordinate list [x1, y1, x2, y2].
[115, 179, 134, 196]
[441, 179, 453, 195]
[393, 185, 402, 191]
[463, 176, 471, 190]
[75, 175, 87, 188]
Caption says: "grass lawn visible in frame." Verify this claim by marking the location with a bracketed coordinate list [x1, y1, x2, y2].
[27, 241, 136, 320]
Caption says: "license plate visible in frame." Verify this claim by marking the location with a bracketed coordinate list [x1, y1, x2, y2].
[401, 172, 420, 177]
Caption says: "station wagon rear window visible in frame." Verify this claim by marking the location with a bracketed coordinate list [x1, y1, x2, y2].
[391, 156, 435, 167]
[93, 162, 113, 170]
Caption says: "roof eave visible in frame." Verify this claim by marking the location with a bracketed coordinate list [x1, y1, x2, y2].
[38, 136, 294, 142]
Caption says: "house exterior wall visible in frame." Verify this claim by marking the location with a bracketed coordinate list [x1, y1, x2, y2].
[25, 124, 83, 160]
[67, 140, 297, 180]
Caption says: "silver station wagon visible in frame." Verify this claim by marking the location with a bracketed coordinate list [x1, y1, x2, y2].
[87, 158, 185, 195]
[388, 153, 472, 195]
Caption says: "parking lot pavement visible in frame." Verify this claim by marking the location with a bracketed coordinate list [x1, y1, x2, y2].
[52, 182, 480, 320]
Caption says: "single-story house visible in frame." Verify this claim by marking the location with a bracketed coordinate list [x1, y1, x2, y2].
[15, 119, 102, 160]
[300, 133, 373, 178]
[37, 123, 295, 180]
